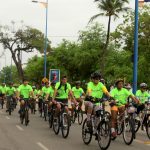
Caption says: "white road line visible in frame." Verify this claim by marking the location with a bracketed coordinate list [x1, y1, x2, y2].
[6, 116, 10, 120]
[37, 142, 49, 150]
[16, 125, 24, 131]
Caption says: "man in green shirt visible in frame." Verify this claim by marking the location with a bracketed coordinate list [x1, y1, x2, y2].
[85, 72, 111, 127]
[0, 83, 7, 109]
[110, 79, 138, 137]
[136, 83, 150, 114]
[17, 79, 34, 119]
[72, 81, 85, 110]
[6, 82, 16, 112]
[52, 75, 77, 114]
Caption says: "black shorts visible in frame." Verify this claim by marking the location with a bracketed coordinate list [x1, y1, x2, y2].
[55, 98, 68, 104]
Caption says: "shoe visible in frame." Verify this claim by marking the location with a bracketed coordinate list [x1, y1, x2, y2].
[135, 116, 140, 121]
[6, 110, 9, 112]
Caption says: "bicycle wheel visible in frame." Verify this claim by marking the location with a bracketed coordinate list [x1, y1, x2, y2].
[123, 117, 134, 145]
[146, 120, 150, 139]
[53, 115, 60, 135]
[25, 110, 29, 126]
[8, 101, 12, 115]
[117, 122, 124, 135]
[49, 112, 53, 128]
[135, 119, 140, 133]
[44, 104, 48, 121]
[82, 118, 92, 145]
[78, 109, 83, 125]
[97, 121, 111, 150]
[61, 113, 70, 138]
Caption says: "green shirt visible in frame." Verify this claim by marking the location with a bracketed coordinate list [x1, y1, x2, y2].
[33, 89, 38, 96]
[72, 87, 84, 99]
[6, 87, 16, 96]
[111, 88, 132, 106]
[47, 86, 55, 97]
[87, 82, 107, 99]
[0, 86, 7, 94]
[42, 86, 51, 98]
[18, 84, 33, 99]
[136, 90, 150, 104]
[55, 82, 71, 99]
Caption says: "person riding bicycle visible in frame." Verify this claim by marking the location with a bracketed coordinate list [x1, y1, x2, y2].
[0, 83, 7, 108]
[17, 79, 34, 123]
[72, 81, 85, 111]
[6, 82, 16, 112]
[85, 72, 112, 127]
[52, 75, 77, 117]
[136, 83, 150, 115]
[110, 79, 139, 137]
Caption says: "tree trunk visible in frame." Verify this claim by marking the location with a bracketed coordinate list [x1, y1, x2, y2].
[12, 52, 24, 81]
[100, 15, 111, 74]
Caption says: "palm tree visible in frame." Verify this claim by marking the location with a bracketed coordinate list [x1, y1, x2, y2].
[89, 0, 129, 72]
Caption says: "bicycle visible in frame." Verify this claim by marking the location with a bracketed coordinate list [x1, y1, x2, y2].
[82, 98, 111, 150]
[110, 100, 136, 145]
[48, 103, 56, 128]
[0, 94, 5, 109]
[53, 102, 70, 138]
[135, 99, 150, 139]
[20, 99, 30, 126]
[71, 103, 83, 125]
[29, 98, 36, 114]
[43, 100, 49, 121]
[7, 96, 15, 115]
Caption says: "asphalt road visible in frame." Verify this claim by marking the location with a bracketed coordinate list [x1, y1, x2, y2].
[0, 105, 149, 150]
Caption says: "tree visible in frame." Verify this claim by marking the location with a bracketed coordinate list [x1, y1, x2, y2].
[0, 66, 19, 83]
[112, 5, 150, 85]
[0, 23, 51, 81]
[89, 0, 129, 71]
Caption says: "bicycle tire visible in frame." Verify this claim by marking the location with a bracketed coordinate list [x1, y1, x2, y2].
[146, 120, 150, 139]
[25, 109, 29, 126]
[135, 119, 141, 133]
[97, 120, 111, 150]
[44, 104, 48, 121]
[78, 109, 83, 125]
[49, 112, 53, 128]
[61, 113, 70, 138]
[53, 115, 60, 135]
[123, 117, 134, 145]
[82, 118, 92, 145]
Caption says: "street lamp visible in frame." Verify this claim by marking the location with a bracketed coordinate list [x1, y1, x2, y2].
[32, 0, 48, 78]
[133, 0, 139, 94]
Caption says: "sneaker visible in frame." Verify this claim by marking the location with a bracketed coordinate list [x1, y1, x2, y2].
[135, 116, 140, 121]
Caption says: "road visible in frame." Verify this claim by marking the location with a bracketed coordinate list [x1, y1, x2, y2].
[0, 106, 149, 150]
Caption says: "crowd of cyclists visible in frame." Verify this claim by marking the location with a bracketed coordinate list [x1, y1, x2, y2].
[0, 72, 150, 150]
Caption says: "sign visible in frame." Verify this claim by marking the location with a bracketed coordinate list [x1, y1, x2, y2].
[49, 69, 60, 83]
[42, 77, 49, 83]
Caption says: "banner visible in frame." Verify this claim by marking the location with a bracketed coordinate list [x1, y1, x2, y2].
[49, 69, 60, 83]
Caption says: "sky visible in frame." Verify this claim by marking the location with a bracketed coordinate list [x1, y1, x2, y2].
[0, 0, 135, 70]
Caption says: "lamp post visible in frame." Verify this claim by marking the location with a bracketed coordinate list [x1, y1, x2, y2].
[32, 0, 48, 78]
[133, 0, 139, 94]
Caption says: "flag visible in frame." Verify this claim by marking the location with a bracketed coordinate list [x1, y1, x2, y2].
[40, 2, 48, 8]
[139, 0, 144, 7]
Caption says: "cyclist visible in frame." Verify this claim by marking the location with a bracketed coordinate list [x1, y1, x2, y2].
[85, 72, 112, 127]
[52, 75, 77, 117]
[0, 83, 7, 109]
[136, 83, 150, 114]
[6, 82, 16, 112]
[110, 79, 139, 137]
[17, 79, 34, 123]
[72, 81, 85, 111]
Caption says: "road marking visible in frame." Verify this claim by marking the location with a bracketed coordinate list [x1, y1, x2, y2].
[16, 125, 24, 131]
[37, 142, 49, 150]
[135, 139, 150, 146]
[6, 116, 10, 120]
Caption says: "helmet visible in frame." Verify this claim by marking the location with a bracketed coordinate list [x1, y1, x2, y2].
[92, 72, 101, 80]
[115, 79, 124, 85]
[140, 83, 147, 88]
